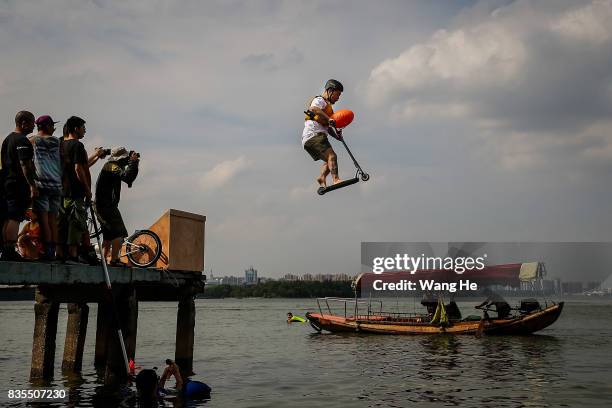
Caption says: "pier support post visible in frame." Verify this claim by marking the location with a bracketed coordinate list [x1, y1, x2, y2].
[30, 288, 60, 380]
[104, 286, 137, 386]
[123, 287, 138, 361]
[94, 301, 113, 368]
[62, 303, 89, 372]
[175, 294, 196, 378]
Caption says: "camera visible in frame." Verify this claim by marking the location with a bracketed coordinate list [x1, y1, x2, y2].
[129, 150, 141, 159]
[102, 148, 111, 155]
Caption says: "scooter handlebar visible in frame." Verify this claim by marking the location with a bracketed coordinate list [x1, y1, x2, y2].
[327, 127, 343, 141]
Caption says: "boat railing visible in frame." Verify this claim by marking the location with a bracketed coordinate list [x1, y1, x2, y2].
[369, 310, 425, 319]
[316, 297, 383, 318]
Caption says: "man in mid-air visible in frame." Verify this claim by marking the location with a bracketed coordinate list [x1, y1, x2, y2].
[302, 79, 344, 188]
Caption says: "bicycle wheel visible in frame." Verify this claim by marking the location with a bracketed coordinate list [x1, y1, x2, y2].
[125, 230, 162, 268]
[88, 212, 102, 239]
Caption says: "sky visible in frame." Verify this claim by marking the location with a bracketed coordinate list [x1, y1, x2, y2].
[2, 0, 612, 279]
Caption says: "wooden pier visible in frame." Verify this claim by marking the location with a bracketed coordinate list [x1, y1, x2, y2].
[0, 209, 206, 387]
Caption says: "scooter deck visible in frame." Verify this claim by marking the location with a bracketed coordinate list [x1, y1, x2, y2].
[317, 177, 359, 195]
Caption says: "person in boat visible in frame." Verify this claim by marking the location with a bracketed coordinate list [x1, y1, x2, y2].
[302, 79, 344, 188]
[476, 288, 511, 319]
[287, 312, 306, 323]
[420, 293, 462, 320]
[159, 359, 183, 392]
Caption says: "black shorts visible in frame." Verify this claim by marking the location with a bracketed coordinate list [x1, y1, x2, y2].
[304, 133, 332, 161]
[95, 206, 128, 241]
[4, 181, 30, 222]
[0, 194, 7, 232]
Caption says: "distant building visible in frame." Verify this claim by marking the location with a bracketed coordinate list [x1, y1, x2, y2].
[282, 274, 299, 281]
[541, 279, 557, 294]
[245, 266, 258, 285]
[221, 276, 244, 286]
[206, 277, 222, 286]
[585, 281, 601, 291]
[562, 281, 583, 294]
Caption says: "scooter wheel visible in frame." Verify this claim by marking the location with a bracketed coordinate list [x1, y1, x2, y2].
[361, 173, 370, 182]
[317, 187, 326, 195]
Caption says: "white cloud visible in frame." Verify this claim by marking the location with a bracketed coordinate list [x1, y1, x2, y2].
[366, 0, 612, 126]
[289, 184, 314, 201]
[551, 0, 612, 44]
[200, 156, 251, 191]
[367, 22, 526, 108]
[365, 0, 612, 178]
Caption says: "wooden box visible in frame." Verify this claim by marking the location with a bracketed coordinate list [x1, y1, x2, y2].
[147, 209, 206, 272]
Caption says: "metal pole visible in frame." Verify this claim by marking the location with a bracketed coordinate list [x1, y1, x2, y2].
[328, 127, 361, 170]
[88, 205, 130, 376]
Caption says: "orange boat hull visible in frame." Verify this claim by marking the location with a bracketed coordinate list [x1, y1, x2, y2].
[306, 302, 563, 335]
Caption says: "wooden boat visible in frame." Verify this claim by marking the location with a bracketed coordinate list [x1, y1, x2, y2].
[305, 300, 564, 335]
[306, 262, 564, 335]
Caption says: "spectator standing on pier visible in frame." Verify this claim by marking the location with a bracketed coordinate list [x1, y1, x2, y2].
[0, 111, 37, 261]
[29, 115, 62, 261]
[0, 151, 5, 253]
[94, 147, 139, 267]
[57, 116, 91, 264]
[57, 122, 108, 265]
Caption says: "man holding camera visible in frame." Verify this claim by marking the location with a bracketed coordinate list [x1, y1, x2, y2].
[58, 116, 92, 264]
[94, 146, 139, 267]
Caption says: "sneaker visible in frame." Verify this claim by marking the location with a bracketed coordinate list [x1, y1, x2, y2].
[108, 259, 128, 267]
[84, 251, 100, 266]
[64, 256, 88, 265]
[0, 249, 29, 262]
[38, 253, 58, 263]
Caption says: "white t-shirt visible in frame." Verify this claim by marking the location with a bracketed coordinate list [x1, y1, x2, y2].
[302, 96, 328, 146]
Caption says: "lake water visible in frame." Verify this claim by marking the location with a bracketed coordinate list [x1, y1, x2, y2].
[1, 297, 611, 407]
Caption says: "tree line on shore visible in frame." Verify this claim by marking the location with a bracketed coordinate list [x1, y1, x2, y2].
[200, 280, 354, 298]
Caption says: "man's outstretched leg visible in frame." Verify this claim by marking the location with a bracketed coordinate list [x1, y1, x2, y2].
[324, 148, 341, 184]
[317, 163, 330, 187]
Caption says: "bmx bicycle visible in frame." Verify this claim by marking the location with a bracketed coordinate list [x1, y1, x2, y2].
[87, 209, 162, 268]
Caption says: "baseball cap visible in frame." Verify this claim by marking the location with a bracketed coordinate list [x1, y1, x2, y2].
[108, 147, 129, 162]
[35, 115, 59, 126]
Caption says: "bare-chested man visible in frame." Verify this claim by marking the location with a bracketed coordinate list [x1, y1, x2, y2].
[159, 359, 183, 392]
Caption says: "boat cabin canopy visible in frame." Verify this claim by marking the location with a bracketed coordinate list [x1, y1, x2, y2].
[353, 262, 545, 297]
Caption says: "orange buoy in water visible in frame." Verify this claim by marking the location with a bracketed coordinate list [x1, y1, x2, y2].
[331, 109, 354, 128]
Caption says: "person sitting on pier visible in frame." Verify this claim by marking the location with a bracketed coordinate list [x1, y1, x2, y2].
[94, 147, 139, 267]
[17, 209, 42, 260]
[159, 359, 183, 392]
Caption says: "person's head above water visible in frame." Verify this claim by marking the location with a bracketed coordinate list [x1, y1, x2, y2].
[287, 312, 293, 317]
[135, 369, 158, 401]
[323, 79, 343, 105]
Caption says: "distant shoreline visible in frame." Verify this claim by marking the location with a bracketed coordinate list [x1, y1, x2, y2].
[199, 280, 354, 299]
